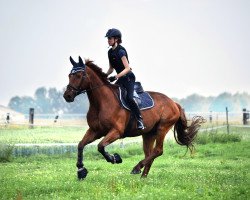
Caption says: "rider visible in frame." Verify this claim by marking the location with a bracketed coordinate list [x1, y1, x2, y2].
[105, 28, 145, 130]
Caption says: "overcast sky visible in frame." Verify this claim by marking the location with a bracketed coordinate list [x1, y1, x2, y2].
[0, 0, 249, 106]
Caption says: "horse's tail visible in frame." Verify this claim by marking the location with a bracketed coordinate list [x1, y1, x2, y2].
[174, 103, 205, 151]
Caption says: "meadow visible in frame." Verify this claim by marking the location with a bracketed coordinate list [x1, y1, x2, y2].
[0, 125, 249, 199]
[0, 125, 89, 144]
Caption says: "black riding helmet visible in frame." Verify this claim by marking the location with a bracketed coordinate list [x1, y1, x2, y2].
[105, 28, 122, 38]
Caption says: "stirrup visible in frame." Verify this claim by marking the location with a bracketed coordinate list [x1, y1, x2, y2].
[137, 120, 145, 130]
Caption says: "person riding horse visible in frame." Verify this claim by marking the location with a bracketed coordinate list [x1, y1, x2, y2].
[64, 57, 205, 179]
[105, 28, 145, 130]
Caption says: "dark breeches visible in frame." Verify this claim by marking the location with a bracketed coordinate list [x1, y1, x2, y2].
[116, 73, 141, 117]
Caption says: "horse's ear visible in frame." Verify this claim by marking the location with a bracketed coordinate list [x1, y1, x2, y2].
[70, 56, 77, 66]
[78, 56, 84, 66]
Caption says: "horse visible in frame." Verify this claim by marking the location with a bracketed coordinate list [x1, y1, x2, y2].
[63, 56, 204, 179]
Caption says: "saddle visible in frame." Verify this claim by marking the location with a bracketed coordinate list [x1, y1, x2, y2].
[118, 82, 154, 111]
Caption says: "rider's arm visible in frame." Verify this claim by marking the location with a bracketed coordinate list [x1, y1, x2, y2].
[116, 56, 131, 79]
[106, 63, 114, 76]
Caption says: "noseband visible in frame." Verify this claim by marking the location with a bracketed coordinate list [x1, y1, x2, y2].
[66, 72, 105, 96]
[67, 84, 85, 95]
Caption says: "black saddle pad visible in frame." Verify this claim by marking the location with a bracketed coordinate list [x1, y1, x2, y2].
[118, 87, 154, 111]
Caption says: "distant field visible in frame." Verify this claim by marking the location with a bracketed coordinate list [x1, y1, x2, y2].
[0, 126, 88, 144]
[0, 123, 249, 144]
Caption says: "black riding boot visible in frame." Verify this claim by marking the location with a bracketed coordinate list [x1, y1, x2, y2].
[136, 115, 145, 130]
[132, 104, 145, 130]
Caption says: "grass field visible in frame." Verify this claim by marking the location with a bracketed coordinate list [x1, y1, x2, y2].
[0, 125, 249, 199]
[0, 126, 88, 144]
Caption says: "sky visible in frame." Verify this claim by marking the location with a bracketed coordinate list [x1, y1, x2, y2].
[0, 0, 249, 107]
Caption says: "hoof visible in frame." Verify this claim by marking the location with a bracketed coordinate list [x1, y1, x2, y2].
[141, 174, 148, 178]
[113, 153, 122, 164]
[130, 168, 141, 174]
[77, 167, 88, 180]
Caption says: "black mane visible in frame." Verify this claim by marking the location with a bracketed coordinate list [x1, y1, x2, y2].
[85, 59, 110, 84]
[85, 59, 119, 90]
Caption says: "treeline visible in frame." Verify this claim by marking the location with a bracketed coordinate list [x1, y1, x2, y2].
[174, 92, 250, 112]
[8, 87, 89, 114]
[8, 87, 250, 114]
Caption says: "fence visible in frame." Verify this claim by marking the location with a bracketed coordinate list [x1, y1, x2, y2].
[0, 113, 88, 127]
[0, 110, 249, 128]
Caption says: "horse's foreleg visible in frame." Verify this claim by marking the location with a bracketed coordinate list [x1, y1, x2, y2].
[97, 129, 122, 164]
[77, 128, 101, 180]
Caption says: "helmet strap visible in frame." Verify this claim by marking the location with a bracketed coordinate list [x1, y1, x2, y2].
[112, 40, 118, 49]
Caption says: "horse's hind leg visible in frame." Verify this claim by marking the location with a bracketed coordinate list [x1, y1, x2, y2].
[131, 125, 173, 177]
[141, 132, 167, 177]
[131, 134, 156, 174]
[138, 134, 157, 176]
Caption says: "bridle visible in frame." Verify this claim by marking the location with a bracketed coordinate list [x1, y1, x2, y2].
[66, 71, 105, 96]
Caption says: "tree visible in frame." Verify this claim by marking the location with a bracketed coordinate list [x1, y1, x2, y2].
[8, 96, 35, 114]
[209, 92, 233, 112]
[8, 96, 22, 112]
[177, 94, 213, 112]
[34, 87, 51, 113]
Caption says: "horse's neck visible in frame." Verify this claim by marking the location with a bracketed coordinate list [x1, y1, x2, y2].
[87, 86, 114, 108]
[86, 71, 117, 111]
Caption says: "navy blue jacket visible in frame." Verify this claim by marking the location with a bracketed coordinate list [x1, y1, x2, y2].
[108, 45, 129, 74]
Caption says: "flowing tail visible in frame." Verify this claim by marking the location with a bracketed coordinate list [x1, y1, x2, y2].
[174, 103, 205, 151]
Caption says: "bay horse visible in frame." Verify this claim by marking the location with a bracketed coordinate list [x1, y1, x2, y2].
[63, 56, 204, 179]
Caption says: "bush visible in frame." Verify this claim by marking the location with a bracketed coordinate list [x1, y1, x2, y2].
[195, 133, 242, 145]
[0, 143, 14, 162]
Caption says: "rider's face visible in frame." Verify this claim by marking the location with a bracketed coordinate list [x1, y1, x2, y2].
[108, 37, 116, 46]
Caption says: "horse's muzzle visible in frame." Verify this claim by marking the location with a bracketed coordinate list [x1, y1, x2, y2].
[63, 92, 75, 102]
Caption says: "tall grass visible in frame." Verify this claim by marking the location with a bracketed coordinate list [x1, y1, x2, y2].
[0, 143, 14, 162]
[195, 132, 242, 145]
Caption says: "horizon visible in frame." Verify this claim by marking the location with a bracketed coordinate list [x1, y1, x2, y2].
[1, 86, 249, 108]
[0, 0, 249, 107]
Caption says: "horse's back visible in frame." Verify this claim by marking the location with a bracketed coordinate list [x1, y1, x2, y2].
[145, 91, 180, 121]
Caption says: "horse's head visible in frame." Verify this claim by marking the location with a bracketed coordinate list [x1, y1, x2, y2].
[63, 56, 90, 102]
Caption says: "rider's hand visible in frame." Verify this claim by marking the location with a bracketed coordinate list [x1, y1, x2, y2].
[108, 76, 117, 82]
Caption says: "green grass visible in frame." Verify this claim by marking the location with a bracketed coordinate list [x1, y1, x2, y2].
[0, 126, 141, 145]
[0, 141, 249, 200]
[195, 132, 242, 144]
[0, 125, 249, 199]
[0, 124, 249, 144]
[200, 125, 250, 140]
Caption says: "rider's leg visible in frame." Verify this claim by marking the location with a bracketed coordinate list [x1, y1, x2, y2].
[127, 97, 145, 130]
[124, 76, 145, 130]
